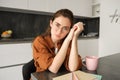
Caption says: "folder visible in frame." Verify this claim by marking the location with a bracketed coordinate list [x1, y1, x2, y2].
[53, 70, 102, 80]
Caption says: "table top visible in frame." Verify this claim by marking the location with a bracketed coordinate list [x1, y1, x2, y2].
[97, 53, 120, 80]
[31, 53, 120, 80]
[31, 70, 70, 80]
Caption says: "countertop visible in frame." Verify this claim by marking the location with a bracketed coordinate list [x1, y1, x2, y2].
[0, 36, 99, 44]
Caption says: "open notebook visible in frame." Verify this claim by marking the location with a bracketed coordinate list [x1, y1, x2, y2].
[53, 70, 102, 80]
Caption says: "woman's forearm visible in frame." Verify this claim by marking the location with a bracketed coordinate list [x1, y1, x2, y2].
[68, 22, 84, 71]
[68, 37, 79, 71]
[48, 38, 71, 73]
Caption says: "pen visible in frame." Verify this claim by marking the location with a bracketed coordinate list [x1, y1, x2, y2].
[72, 72, 79, 80]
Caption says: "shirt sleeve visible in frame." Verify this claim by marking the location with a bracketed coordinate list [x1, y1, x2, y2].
[32, 36, 54, 71]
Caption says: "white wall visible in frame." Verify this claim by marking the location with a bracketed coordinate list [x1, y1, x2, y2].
[99, 0, 120, 57]
[78, 39, 98, 58]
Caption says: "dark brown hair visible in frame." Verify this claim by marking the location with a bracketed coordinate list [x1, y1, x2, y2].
[42, 9, 74, 36]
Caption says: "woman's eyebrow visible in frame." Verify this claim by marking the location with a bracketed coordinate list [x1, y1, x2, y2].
[62, 24, 69, 28]
[55, 22, 61, 26]
[55, 21, 70, 28]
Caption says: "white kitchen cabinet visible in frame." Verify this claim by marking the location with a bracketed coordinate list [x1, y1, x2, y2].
[28, 0, 48, 12]
[0, 0, 93, 16]
[0, 43, 32, 80]
[46, 0, 57, 12]
[28, 0, 92, 16]
[78, 39, 98, 58]
[28, 0, 61, 13]
[0, 0, 28, 9]
[0, 65, 23, 80]
[55, 0, 92, 16]
[0, 43, 32, 67]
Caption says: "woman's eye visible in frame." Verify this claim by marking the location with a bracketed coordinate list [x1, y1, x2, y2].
[55, 23, 60, 28]
[63, 27, 69, 31]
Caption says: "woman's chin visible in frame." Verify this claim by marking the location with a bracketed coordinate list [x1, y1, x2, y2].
[55, 37, 62, 41]
[53, 35, 64, 41]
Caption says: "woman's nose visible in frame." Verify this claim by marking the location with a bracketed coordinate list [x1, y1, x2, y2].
[56, 28, 62, 34]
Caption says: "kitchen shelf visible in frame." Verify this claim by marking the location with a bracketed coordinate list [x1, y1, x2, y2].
[92, 0, 100, 17]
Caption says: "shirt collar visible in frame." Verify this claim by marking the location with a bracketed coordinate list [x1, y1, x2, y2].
[44, 34, 63, 49]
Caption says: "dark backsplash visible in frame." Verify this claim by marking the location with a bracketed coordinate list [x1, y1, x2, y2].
[0, 8, 99, 41]
[0, 11, 51, 39]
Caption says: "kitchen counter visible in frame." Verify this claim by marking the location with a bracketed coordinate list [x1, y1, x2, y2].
[0, 36, 98, 44]
[0, 38, 33, 44]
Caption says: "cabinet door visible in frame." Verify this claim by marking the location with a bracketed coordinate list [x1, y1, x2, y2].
[0, 43, 32, 67]
[28, 0, 48, 12]
[55, 0, 92, 16]
[0, 0, 28, 9]
[46, 0, 57, 12]
[0, 65, 23, 80]
[28, 0, 57, 12]
[28, 0, 92, 16]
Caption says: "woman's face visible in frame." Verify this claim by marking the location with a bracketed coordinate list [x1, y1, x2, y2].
[50, 16, 71, 43]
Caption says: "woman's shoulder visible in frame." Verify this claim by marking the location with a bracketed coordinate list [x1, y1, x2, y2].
[33, 35, 52, 47]
[35, 35, 44, 39]
[32, 35, 47, 48]
[35, 35, 51, 41]
[33, 35, 46, 43]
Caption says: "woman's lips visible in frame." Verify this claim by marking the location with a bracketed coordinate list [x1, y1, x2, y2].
[55, 34, 60, 38]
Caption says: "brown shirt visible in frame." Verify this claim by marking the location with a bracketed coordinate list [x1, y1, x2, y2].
[32, 34, 82, 72]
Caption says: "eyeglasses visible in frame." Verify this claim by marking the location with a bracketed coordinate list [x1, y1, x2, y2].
[54, 22, 70, 33]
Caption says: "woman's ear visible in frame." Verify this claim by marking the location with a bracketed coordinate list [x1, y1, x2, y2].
[50, 20, 53, 28]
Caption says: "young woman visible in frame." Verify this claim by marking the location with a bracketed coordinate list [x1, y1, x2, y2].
[32, 9, 84, 73]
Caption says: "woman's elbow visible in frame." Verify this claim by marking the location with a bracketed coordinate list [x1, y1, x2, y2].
[48, 67, 58, 74]
[69, 67, 78, 72]
[50, 70, 58, 74]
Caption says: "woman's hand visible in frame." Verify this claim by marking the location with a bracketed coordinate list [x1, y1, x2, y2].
[66, 22, 84, 41]
[73, 22, 84, 38]
[66, 27, 75, 41]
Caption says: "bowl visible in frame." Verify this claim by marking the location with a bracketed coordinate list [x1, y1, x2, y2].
[1, 34, 11, 38]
